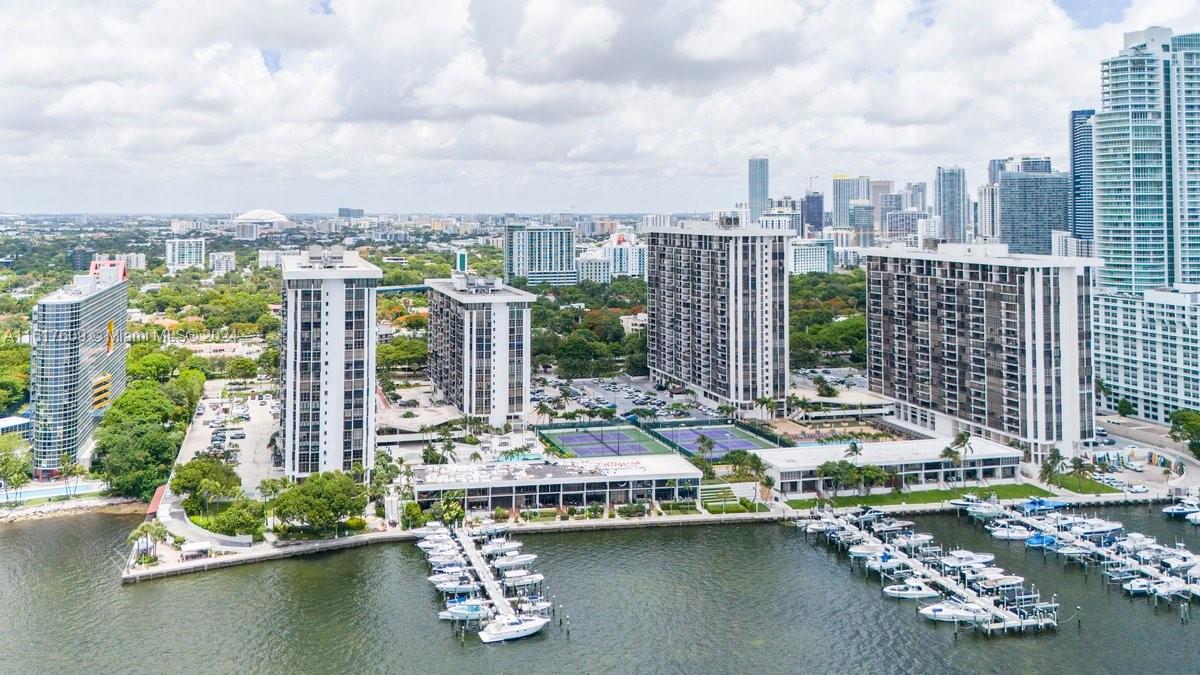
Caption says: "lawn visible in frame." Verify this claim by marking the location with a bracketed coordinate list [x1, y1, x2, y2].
[785, 484, 1054, 509]
[1052, 474, 1121, 495]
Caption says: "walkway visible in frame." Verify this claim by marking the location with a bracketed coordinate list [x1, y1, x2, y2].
[456, 527, 515, 617]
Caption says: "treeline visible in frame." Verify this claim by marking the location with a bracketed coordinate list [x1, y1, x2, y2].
[97, 345, 206, 500]
[790, 271, 867, 368]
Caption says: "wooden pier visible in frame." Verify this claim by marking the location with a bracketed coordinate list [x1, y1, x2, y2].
[455, 526, 516, 618]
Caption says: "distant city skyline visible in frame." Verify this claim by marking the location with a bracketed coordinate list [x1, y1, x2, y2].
[1, 1, 1198, 213]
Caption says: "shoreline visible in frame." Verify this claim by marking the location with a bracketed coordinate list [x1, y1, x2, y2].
[119, 491, 1174, 584]
[1, 496, 142, 524]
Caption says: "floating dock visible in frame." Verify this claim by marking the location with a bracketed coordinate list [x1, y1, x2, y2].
[455, 526, 517, 618]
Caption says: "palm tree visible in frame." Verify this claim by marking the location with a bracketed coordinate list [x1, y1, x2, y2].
[58, 453, 86, 499]
[939, 445, 961, 484]
[844, 440, 862, 466]
[1068, 457, 1092, 484]
[696, 434, 715, 462]
[128, 521, 169, 560]
[754, 395, 774, 419]
[468, 451, 483, 463]
[785, 394, 802, 417]
[7, 471, 29, 502]
[535, 401, 553, 424]
[1039, 447, 1064, 486]
[717, 404, 737, 420]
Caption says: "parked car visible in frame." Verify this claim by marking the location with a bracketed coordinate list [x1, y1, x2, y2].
[1126, 484, 1149, 494]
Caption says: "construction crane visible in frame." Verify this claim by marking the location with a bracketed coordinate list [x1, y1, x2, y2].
[805, 175, 820, 192]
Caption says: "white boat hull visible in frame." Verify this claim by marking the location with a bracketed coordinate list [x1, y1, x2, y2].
[478, 616, 550, 643]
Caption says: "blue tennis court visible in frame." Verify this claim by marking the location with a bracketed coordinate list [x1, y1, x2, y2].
[539, 426, 673, 457]
[656, 425, 775, 458]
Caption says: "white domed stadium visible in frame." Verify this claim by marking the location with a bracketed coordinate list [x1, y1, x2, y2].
[234, 209, 289, 223]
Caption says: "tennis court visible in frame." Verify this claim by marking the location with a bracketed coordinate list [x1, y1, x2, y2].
[655, 425, 776, 459]
[539, 425, 674, 458]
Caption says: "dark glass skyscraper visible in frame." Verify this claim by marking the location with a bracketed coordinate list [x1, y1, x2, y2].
[1069, 109, 1095, 241]
[801, 191, 824, 234]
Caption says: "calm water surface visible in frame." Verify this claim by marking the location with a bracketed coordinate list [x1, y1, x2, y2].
[2, 506, 1199, 673]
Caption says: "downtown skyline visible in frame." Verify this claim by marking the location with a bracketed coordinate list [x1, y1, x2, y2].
[2, 0, 1200, 214]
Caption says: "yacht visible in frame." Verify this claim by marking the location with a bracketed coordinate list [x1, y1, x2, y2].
[919, 599, 992, 623]
[1162, 498, 1200, 518]
[504, 573, 545, 589]
[883, 580, 940, 599]
[976, 576, 1026, 592]
[939, 550, 996, 568]
[492, 553, 538, 570]
[892, 533, 934, 550]
[1149, 577, 1189, 599]
[802, 519, 839, 533]
[849, 508, 885, 524]
[438, 599, 493, 621]
[872, 519, 915, 535]
[1160, 546, 1199, 575]
[477, 615, 551, 643]
[948, 494, 981, 509]
[965, 503, 1006, 520]
[1115, 533, 1157, 553]
[517, 595, 554, 615]
[428, 571, 474, 584]
[1016, 497, 1069, 515]
[417, 539, 456, 551]
[427, 554, 466, 567]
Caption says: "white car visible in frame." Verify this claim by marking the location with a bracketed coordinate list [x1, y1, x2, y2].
[1124, 444, 1139, 451]
[1126, 484, 1149, 494]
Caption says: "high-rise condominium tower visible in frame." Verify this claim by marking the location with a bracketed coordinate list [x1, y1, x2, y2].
[280, 247, 380, 480]
[934, 167, 969, 243]
[832, 175, 870, 228]
[866, 243, 1096, 462]
[503, 222, 578, 286]
[1092, 27, 1200, 422]
[1069, 109, 1096, 241]
[29, 264, 128, 478]
[426, 274, 534, 428]
[645, 219, 790, 416]
[748, 156, 769, 222]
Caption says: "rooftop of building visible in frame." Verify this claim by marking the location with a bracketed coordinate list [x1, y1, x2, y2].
[425, 274, 536, 303]
[758, 436, 1021, 471]
[413, 451, 701, 490]
[862, 242, 1099, 268]
[37, 269, 126, 304]
[282, 246, 381, 279]
[234, 209, 288, 223]
[644, 218, 795, 237]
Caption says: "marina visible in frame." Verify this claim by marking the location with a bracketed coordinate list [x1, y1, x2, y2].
[800, 508, 1061, 635]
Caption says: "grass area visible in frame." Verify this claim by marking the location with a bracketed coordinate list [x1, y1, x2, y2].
[703, 497, 769, 514]
[785, 484, 1054, 509]
[1052, 474, 1121, 495]
[662, 508, 700, 515]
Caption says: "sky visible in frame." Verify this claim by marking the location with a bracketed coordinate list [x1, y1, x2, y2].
[1, 0, 1199, 215]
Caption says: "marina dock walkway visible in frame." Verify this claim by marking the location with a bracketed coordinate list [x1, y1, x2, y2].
[455, 526, 515, 617]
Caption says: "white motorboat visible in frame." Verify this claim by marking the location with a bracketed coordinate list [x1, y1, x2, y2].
[802, 519, 839, 533]
[893, 533, 934, 550]
[961, 566, 1006, 582]
[1055, 545, 1090, 557]
[419, 533, 454, 544]
[989, 525, 1033, 541]
[1160, 549, 1199, 575]
[1162, 498, 1200, 518]
[872, 519, 915, 534]
[848, 543, 887, 559]
[1134, 545, 1173, 564]
[427, 555, 466, 567]
[410, 525, 450, 537]
[1149, 577, 1189, 599]
[965, 503, 1005, 519]
[517, 595, 554, 615]
[428, 571, 474, 584]
[1122, 577, 1152, 595]
[417, 539, 456, 551]
[866, 554, 906, 573]
[477, 615, 550, 643]
[503, 571, 545, 588]
[438, 599, 493, 621]
[469, 523, 510, 537]
[1069, 518, 1123, 538]
[939, 550, 996, 568]
[482, 540, 523, 556]
[976, 575, 1026, 592]
[1115, 533, 1157, 553]
[492, 553, 538, 569]
[1187, 511, 1200, 526]
[883, 580, 940, 599]
[919, 600, 991, 623]
[435, 580, 481, 594]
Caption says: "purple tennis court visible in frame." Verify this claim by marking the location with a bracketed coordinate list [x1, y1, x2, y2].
[656, 425, 776, 458]
[539, 425, 674, 457]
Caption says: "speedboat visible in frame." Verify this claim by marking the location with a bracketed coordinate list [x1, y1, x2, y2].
[976, 575, 1026, 592]
[1115, 533, 1157, 553]
[961, 566, 1005, 582]
[492, 553, 538, 569]
[989, 524, 1033, 540]
[848, 543, 887, 560]
[1025, 533, 1057, 549]
[866, 552, 906, 572]
[939, 550, 995, 568]
[1162, 498, 1200, 518]
[883, 580, 940, 599]
[965, 503, 1006, 520]
[872, 519, 915, 535]
[438, 599, 493, 621]
[1070, 518, 1123, 538]
[417, 539, 456, 551]
[919, 599, 992, 623]
[892, 533, 934, 550]
[1016, 497, 1069, 515]
[477, 614, 550, 643]
[1187, 512, 1200, 526]
[849, 508, 885, 524]
[482, 540, 523, 556]
[1149, 577, 1189, 599]
[1160, 546, 1199, 574]
[803, 519, 839, 533]
[470, 523, 510, 537]
[427, 555, 466, 567]
[1055, 545, 1090, 557]
[1122, 577, 1152, 595]
[428, 571, 474, 584]
[419, 532, 454, 544]
[517, 595, 554, 615]
[503, 571, 545, 588]
[436, 580, 481, 594]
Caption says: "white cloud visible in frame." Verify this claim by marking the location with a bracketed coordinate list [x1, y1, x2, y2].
[0, 0, 1197, 212]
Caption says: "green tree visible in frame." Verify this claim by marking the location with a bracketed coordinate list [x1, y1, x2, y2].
[1116, 398, 1135, 416]
[226, 357, 258, 379]
[171, 458, 242, 515]
[844, 440, 862, 466]
[1169, 408, 1200, 459]
[127, 520, 170, 559]
[1039, 447, 1064, 486]
[272, 471, 367, 535]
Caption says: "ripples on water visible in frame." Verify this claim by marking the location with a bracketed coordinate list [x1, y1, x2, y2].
[1, 508, 1199, 673]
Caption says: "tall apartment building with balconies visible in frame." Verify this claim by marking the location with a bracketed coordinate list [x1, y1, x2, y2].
[865, 243, 1096, 462]
[645, 218, 790, 416]
[280, 246, 380, 480]
[29, 264, 128, 478]
[426, 274, 535, 428]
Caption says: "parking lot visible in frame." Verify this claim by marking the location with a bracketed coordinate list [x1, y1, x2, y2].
[533, 375, 723, 420]
[792, 367, 867, 391]
[177, 378, 282, 494]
